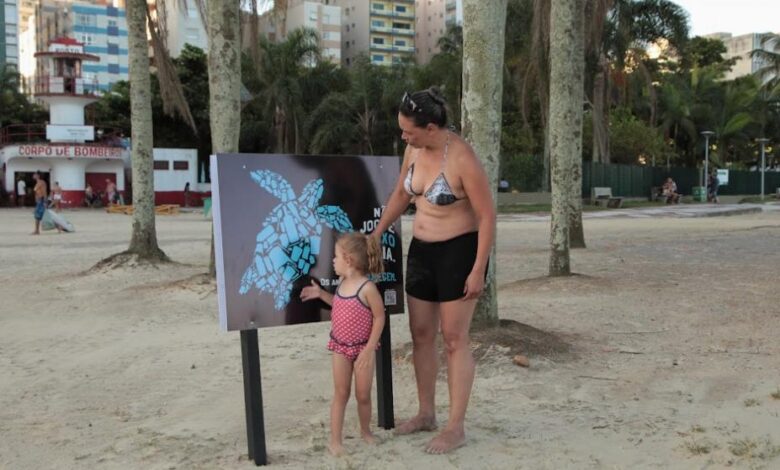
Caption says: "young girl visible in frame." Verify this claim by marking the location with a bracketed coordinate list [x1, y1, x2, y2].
[300, 232, 386, 456]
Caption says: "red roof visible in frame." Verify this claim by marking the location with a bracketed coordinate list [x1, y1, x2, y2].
[50, 37, 84, 47]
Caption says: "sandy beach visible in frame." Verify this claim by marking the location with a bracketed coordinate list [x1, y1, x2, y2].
[1, 207, 779, 469]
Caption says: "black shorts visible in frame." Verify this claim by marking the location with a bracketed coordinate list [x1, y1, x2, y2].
[405, 231, 484, 303]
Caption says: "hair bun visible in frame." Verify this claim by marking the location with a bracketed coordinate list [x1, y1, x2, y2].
[427, 86, 445, 104]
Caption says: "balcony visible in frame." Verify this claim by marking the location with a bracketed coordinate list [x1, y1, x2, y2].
[371, 8, 415, 20]
[34, 76, 101, 97]
[391, 27, 415, 36]
[0, 124, 125, 147]
[370, 25, 393, 34]
[392, 45, 415, 53]
[370, 43, 394, 52]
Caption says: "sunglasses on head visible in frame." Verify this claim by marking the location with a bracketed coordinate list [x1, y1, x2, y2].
[401, 92, 422, 113]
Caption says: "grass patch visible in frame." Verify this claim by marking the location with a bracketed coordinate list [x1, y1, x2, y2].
[685, 437, 713, 455]
[691, 425, 706, 433]
[744, 398, 761, 407]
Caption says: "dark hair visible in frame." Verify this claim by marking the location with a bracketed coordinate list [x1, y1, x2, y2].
[399, 87, 449, 128]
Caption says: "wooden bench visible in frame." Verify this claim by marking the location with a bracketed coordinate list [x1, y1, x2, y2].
[105, 204, 180, 215]
[591, 187, 623, 208]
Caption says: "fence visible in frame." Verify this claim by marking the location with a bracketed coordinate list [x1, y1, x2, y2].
[581, 162, 780, 198]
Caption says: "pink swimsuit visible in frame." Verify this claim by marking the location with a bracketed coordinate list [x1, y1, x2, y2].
[328, 280, 378, 361]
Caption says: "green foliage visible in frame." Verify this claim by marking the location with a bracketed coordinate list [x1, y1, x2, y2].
[0, 66, 47, 127]
[609, 108, 668, 165]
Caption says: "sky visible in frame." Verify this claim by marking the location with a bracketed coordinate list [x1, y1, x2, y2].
[671, 0, 779, 37]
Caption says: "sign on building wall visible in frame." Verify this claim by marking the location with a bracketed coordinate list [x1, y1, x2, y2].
[46, 125, 95, 142]
[211, 153, 404, 331]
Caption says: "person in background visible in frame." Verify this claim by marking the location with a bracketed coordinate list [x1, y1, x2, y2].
[16, 177, 27, 207]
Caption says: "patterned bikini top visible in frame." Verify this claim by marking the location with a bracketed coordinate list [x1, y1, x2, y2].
[403, 131, 461, 206]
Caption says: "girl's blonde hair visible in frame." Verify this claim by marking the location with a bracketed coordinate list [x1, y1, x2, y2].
[337, 232, 383, 275]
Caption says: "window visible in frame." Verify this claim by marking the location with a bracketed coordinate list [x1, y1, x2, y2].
[108, 20, 118, 28]
[107, 43, 119, 55]
[396, 39, 406, 46]
[372, 3, 384, 10]
[154, 161, 170, 170]
[108, 64, 120, 74]
[373, 37, 384, 45]
[107, 6, 118, 17]
[173, 161, 189, 170]
[75, 14, 96, 26]
[371, 20, 383, 27]
[372, 54, 384, 62]
[396, 5, 406, 12]
[392, 22, 411, 30]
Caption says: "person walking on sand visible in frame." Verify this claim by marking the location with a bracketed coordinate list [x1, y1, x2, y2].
[17, 177, 27, 206]
[31, 172, 48, 235]
[371, 88, 496, 454]
[300, 233, 386, 457]
[50, 181, 63, 210]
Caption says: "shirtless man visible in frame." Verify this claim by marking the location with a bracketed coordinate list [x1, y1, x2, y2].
[32, 172, 48, 235]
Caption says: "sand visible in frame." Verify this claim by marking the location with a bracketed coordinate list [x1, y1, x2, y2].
[1, 207, 779, 469]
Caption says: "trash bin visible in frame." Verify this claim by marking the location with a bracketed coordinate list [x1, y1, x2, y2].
[692, 186, 706, 202]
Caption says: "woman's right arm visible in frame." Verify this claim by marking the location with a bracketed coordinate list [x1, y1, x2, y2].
[373, 145, 414, 237]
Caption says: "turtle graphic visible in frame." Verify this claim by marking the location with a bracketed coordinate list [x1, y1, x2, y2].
[240, 169, 353, 310]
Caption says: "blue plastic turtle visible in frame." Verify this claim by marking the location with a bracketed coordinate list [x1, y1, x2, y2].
[239, 169, 353, 310]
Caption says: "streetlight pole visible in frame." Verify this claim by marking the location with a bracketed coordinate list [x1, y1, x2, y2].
[701, 131, 715, 202]
[757, 138, 770, 201]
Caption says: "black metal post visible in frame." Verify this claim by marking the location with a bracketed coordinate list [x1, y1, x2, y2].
[241, 329, 267, 466]
[375, 316, 394, 429]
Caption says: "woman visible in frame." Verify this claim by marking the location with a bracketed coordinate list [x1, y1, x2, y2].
[372, 88, 496, 454]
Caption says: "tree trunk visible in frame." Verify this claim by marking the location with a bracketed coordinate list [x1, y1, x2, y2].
[126, 0, 166, 260]
[207, 0, 241, 276]
[461, 0, 507, 328]
[591, 57, 609, 163]
[548, 0, 584, 276]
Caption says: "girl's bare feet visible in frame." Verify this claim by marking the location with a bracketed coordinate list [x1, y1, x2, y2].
[393, 414, 437, 435]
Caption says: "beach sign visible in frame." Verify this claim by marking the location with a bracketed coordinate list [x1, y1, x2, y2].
[210, 153, 404, 331]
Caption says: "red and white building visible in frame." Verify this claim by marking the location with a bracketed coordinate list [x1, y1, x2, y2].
[1, 37, 201, 208]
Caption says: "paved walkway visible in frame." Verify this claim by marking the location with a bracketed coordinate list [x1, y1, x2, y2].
[498, 203, 780, 222]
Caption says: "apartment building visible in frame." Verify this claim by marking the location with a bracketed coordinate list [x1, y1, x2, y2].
[35, 0, 128, 91]
[151, 0, 207, 57]
[335, 0, 415, 67]
[1, 0, 19, 69]
[705, 32, 780, 82]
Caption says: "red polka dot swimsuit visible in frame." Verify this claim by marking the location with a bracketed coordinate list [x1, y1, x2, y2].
[328, 280, 378, 361]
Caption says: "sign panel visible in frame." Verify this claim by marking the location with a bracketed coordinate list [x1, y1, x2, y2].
[716, 168, 729, 186]
[211, 153, 404, 331]
[46, 125, 95, 142]
[14, 144, 124, 159]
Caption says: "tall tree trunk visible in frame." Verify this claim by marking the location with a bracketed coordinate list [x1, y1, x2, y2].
[207, 0, 241, 276]
[591, 56, 609, 163]
[548, 0, 584, 276]
[461, 0, 507, 327]
[126, 0, 166, 260]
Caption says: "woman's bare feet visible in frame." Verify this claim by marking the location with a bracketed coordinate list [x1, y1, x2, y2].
[425, 428, 465, 454]
[393, 414, 437, 435]
[328, 441, 346, 457]
[361, 431, 378, 445]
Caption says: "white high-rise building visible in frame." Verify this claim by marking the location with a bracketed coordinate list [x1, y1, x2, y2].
[2, 0, 20, 69]
[705, 32, 780, 82]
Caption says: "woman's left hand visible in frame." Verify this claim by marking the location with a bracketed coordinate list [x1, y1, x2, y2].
[462, 269, 485, 300]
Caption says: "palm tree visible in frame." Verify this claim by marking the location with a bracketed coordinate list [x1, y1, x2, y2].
[252, 28, 320, 153]
[125, 0, 167, 261]
[751, 33, 780, 97]
[549, 0, 585, 276]
[462, 0, 507, 326]
[590, 0, 689, 163]
[206, 0, 241, 276]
